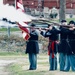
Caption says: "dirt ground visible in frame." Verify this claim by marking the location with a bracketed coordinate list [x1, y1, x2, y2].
[0, 59, 16, 75]
[0, 55, 75, 75]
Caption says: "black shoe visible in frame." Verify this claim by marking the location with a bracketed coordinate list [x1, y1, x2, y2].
[29, 68, 36, 70]
[63, 70, 69, 72]
[60, 70, 64, 71]
[49, 69, 54, 71]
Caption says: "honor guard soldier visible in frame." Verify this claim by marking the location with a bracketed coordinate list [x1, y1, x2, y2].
[39, 24, 59, 70]
[26, 23, 39, 70]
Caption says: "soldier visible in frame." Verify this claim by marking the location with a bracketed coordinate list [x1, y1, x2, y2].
[58, 20, 69, 71]
[64, 20, 75, 71]
[25, 23, 39, 70]
[39, 24, 59, 70]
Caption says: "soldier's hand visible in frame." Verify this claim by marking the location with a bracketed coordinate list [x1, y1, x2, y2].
[45, 28, 49, 31]
[69, 28, 74, 30]
[38, 28, 42, 31]
[73, 27, 75, 29]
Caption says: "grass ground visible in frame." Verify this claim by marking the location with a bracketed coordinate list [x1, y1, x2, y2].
[0, 53, 74, 75]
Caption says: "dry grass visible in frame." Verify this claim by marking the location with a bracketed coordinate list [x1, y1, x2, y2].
[4, 54, 75, 75]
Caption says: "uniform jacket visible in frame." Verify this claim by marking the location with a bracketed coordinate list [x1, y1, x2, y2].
[58, 27, 70, 53]
[26, 30, 39, 54]
[41, 27, 59, 56]
[67, 29, 75, 55]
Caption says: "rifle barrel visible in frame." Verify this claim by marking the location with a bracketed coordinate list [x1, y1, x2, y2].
[35, 20, 75, 28]
[19, 26, 47, 30]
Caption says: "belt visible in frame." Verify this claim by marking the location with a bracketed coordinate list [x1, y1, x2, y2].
[28, 40, 38, 42]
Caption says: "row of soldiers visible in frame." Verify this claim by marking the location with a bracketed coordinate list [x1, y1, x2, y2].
[25, 20, 75, 72]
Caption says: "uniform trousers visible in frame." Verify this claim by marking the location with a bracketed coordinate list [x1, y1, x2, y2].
[64, 54, 75, 71]
[59, 53, 66, 71]
[28, 53, 37, 70]
[49, 53, 57, 70]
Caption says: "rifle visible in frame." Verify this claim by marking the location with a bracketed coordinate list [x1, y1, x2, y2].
[21, 26, 48, 30]
[33, 19, 75, 28]
[49, 21, 75, 28]
[16, 22, 49, 30]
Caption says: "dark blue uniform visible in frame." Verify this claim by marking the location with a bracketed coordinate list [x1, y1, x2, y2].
[63, 29, 75, 71]
[41, 27, 59, 70]
[26, 30, 39, 54]
[64, 20, 75, 71]
[26, 25, 39, 70]
[58, 27, 69, 53]
[58, 27, 69, 71]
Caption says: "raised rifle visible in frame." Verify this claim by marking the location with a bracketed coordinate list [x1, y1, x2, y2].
[16, 22, 49, 30]
[33, 19, 75, 28]
[49, 21, 75, 28]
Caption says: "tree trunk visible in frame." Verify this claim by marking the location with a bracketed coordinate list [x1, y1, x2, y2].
[41, 0, 44, 9]
[59, 0, 66, 22]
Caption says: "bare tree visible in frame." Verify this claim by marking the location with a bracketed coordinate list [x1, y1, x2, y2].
[41, 0, 44, 9]
[59, 0, 66, 21]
